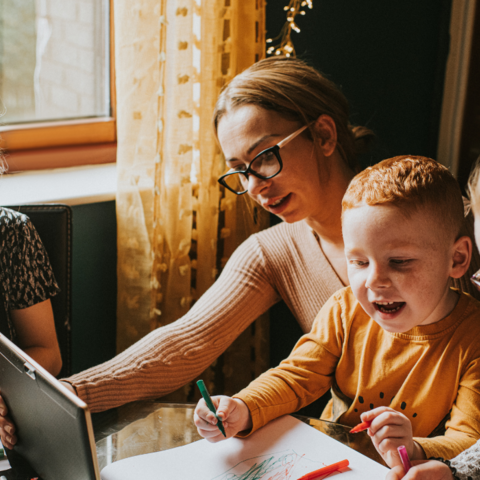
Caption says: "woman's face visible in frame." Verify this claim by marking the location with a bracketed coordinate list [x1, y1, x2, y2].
[217, 105, 327, 224]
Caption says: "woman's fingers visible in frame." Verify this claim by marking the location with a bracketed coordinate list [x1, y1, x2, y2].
[0, 395, 16, 449]
[0, 419, 17, 449]
[0, 395, 8, 416]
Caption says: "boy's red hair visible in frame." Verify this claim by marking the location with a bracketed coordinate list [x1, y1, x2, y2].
[342, 156, 465, 238]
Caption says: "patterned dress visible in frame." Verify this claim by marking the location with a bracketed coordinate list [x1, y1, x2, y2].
[0, 207, 59, 343]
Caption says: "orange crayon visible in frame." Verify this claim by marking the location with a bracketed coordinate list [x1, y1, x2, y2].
[297, 459, 349, 480]
[349, 420, 372, 433]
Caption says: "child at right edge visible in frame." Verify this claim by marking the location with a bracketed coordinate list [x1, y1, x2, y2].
[194, 156, 480, 473]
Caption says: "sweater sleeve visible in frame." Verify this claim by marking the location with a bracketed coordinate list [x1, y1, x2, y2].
[234, 292, 345, 435]
[450, 440, 480, 480]
[415, 343, 480, 459]
[66, 234, 280, 412]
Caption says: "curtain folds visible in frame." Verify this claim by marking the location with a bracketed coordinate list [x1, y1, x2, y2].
[115, 0, 269, 401]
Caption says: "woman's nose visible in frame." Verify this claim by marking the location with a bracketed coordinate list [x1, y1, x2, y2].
[247, 174, 271, 196]
[365, 265, 391, 290]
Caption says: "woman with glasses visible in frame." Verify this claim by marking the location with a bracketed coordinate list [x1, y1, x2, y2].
[385, 162, 480, 480]
[1, 57, 480, 450]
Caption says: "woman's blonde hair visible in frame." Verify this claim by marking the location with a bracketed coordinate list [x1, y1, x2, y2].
[213, 57, 375, 171]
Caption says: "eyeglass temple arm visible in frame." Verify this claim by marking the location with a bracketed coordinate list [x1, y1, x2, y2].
[277, 124, 310, 149]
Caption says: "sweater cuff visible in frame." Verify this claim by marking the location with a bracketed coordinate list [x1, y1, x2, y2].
[232, 393, 263, 437]
[414, 435, 477, 460]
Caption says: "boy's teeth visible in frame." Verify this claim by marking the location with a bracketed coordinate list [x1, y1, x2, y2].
[271, 198, 283, 206]
[375, 301, 404, 313]
[378, 305, 402, 313]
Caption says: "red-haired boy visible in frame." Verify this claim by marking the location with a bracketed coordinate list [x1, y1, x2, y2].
[194, 156, 480, 469]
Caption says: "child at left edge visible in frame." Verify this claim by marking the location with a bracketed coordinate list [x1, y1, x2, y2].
[194, 156, 480, 470]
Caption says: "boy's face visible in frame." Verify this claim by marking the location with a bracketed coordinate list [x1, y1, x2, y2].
[343, 204, 458, 333]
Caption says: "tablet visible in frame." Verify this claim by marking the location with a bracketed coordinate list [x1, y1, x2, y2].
[0, 334, 101, 480]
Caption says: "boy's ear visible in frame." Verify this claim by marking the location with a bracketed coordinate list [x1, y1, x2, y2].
[450, 235, 472, 279]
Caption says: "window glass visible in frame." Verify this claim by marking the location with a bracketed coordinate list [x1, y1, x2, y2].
[0, 0, 110, 125]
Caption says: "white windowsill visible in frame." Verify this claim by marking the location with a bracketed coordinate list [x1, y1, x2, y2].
[0, 163, 117, 206]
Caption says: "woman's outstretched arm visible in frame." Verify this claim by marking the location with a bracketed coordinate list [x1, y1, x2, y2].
[64, 233, 280, 412]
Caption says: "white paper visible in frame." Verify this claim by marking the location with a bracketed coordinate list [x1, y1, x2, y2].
[101, 416, 388, 480]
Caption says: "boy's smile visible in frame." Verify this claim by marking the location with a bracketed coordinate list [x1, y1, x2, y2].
[343, 204, 466, 333]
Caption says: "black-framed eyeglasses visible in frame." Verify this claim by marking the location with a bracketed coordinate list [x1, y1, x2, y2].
[218, 124, 309, 195]
[471, 269, 480, 291]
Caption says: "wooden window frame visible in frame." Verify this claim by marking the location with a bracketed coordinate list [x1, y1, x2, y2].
[0, 0, 117, 172]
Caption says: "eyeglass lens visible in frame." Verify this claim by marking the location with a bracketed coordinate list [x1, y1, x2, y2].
[222, 149, 281, 193]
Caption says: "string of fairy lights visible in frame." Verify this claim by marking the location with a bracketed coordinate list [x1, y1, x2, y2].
[266, 0, 313, 57]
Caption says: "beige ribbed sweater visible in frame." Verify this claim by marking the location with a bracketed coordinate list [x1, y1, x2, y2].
[67, 217, 480, 413]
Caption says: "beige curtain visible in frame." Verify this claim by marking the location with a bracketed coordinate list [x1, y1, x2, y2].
[115, 0, 269, 401]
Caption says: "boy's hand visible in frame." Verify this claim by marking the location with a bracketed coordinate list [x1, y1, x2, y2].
[386, 460, 454, 480]
[362, 407, 425, 468]
[194, 395, 252, 443]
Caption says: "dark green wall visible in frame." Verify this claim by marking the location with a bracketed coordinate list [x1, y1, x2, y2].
[266, 0, 452, 166]
[71, 201, 117, 373]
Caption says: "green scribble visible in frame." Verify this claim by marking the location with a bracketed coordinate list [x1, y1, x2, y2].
[214, 451, 302, 480]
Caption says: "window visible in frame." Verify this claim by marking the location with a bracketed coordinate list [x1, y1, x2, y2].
[0, 0, 115, 171]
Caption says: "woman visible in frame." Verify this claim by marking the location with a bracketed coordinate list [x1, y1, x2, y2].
[385, 163, 480, 480]
[0, 57, 479, 449]
[0, 206, 62, 376]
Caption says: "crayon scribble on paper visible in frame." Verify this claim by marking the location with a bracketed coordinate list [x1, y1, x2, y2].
[212, 450, 325, 480]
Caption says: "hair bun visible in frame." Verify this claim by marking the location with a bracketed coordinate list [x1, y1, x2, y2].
[350, 125, 376, 156]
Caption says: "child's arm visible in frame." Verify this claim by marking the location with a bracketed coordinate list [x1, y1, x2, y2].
[194, 395, 252, 442]
[386, 460, 454, 480]
[362, 407, 426, 469]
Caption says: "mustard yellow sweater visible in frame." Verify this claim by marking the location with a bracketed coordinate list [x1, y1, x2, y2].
[235, 287, 480, 460]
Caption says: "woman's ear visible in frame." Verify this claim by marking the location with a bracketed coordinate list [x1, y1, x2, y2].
[450, 235, 472, 279]
[313, 114, 337, 157]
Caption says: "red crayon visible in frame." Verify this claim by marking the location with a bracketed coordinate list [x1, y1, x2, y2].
[297, 459, 349, 480]
[349, 420, 372, 433]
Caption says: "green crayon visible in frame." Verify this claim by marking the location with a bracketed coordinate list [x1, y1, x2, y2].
[196, 380, 226, 437]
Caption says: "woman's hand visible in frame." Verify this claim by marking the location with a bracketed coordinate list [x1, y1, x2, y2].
[60, 381, 77, 396]
[386, 460, 454, 480]
[194, 395, 252, 443]
[362, 407, 425, 468]
[0, 394, 17, 449]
